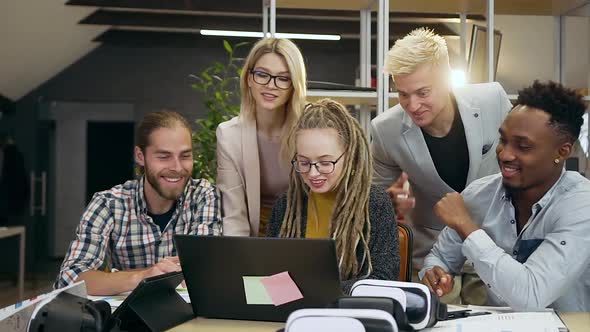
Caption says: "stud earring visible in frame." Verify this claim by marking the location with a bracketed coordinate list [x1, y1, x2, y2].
[554, 158, 560, 164]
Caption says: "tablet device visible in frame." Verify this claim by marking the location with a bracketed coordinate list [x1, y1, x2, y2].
[110, 271, 193, 331]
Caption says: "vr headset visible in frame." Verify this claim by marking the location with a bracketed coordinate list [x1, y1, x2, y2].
[350, 280, 447, 330]
[285, 308, 399, 332]
[28, 292, 112, 332]
[332, 296, 412, 331]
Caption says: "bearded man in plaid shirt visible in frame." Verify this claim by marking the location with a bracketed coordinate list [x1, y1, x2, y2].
[55, 111, 221, 295]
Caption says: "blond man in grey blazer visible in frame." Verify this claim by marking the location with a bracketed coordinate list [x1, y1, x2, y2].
[371, 28, 512, 303]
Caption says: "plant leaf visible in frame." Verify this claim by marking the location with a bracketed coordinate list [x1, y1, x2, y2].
[223, 40, 233, 54]
[190, 40, 243, 182]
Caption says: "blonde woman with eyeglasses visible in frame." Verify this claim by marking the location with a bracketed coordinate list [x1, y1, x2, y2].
[216, 38, 307, 237]
[267, 99, 400, 293]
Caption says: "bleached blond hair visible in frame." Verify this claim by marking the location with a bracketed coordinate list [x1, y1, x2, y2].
[384, 28, 450, 79]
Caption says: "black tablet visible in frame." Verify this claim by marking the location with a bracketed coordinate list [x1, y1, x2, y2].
[110, 271, 193, 331]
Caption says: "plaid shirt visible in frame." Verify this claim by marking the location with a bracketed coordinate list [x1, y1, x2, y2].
[55, 177, 221, 288]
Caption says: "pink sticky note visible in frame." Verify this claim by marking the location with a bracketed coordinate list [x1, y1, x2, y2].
[260, 271, 303, 306]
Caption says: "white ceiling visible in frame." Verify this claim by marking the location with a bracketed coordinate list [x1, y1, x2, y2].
[0, 0, 106, 100]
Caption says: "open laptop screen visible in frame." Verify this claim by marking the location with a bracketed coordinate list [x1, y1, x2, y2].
[175, 235, 343, 322]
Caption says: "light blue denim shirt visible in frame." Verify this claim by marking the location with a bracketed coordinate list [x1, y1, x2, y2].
[420, 171, 590, 312]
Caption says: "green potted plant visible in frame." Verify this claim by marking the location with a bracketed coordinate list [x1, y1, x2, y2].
[191, 40, 249, 183]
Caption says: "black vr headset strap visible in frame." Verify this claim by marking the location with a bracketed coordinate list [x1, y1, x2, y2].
[430, 292, 448, 323]
[332, 296, 415, 331]
[84, 300, 112, 331]
[403, 287, 448, 328]
[413, 290, 448, 327]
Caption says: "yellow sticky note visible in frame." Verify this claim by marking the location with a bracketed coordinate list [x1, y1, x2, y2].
[242, 276, 273, 305]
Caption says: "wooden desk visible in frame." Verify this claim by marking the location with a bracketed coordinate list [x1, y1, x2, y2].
[169, 312, 590, 332]
[0, 226, 25, 300]
[560, 312, 590, 332]
[168, 318, 282, 332]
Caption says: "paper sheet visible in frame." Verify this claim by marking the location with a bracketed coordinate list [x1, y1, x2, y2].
[87, 287, 192, 313]
[175, 287, 191, 303]
[424, 311, 567, 332]
[0, 282, 87, 332]
[242, 276, 274, 305]
[260, 271, 303, 306]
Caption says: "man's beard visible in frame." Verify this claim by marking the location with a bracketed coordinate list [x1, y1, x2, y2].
[502, 180, 524, 198]
[144, 164, 189, 201]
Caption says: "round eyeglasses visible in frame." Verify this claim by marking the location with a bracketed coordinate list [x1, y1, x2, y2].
[250, 70, 292, 90]
[292, 152, 345, 174]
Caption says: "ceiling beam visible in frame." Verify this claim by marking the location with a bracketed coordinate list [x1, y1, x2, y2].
[67, 0, 262, 13]
[81, 9, 459, 37]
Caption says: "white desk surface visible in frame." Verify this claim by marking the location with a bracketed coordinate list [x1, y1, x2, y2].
[169, 312, 590, 332]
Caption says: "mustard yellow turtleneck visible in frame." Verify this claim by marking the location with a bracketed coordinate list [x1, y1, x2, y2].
[305, 190, 337, 238]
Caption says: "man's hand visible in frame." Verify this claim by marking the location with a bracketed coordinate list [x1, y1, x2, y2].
[140, 256, 182, 280]
[78, 256, 184, 296]
[422, 266, 454, 297]
[434, 193, 479, 240]
[386, 172, 415, 222]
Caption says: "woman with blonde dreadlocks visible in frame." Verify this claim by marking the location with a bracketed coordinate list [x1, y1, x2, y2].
[267, 99, 400, 293]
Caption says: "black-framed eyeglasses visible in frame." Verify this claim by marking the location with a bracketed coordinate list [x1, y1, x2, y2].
[250, 69, 292, 90]
[292, 151, 345, 174]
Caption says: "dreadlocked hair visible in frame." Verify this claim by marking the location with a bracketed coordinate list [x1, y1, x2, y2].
[279, 98, 373, 280]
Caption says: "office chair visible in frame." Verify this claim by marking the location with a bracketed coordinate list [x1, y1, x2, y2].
[397, 224, 413, 282]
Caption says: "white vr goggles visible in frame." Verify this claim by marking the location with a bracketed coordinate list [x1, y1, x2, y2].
[285, 308, 399, 332]
[350, 280, 447, 330]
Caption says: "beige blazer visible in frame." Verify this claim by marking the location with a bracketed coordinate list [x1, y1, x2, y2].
[371, 82, 513, 269]
[216, 115, 262, 236]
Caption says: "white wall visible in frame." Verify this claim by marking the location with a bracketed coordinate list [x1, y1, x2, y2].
[446, 15, 589, 94]
[564, 16, 590, 90]
[494, 15, 556, 93]
[445, 14, 589, 172]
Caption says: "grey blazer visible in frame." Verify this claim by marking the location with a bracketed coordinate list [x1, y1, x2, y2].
[371, 82, 513, 269]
